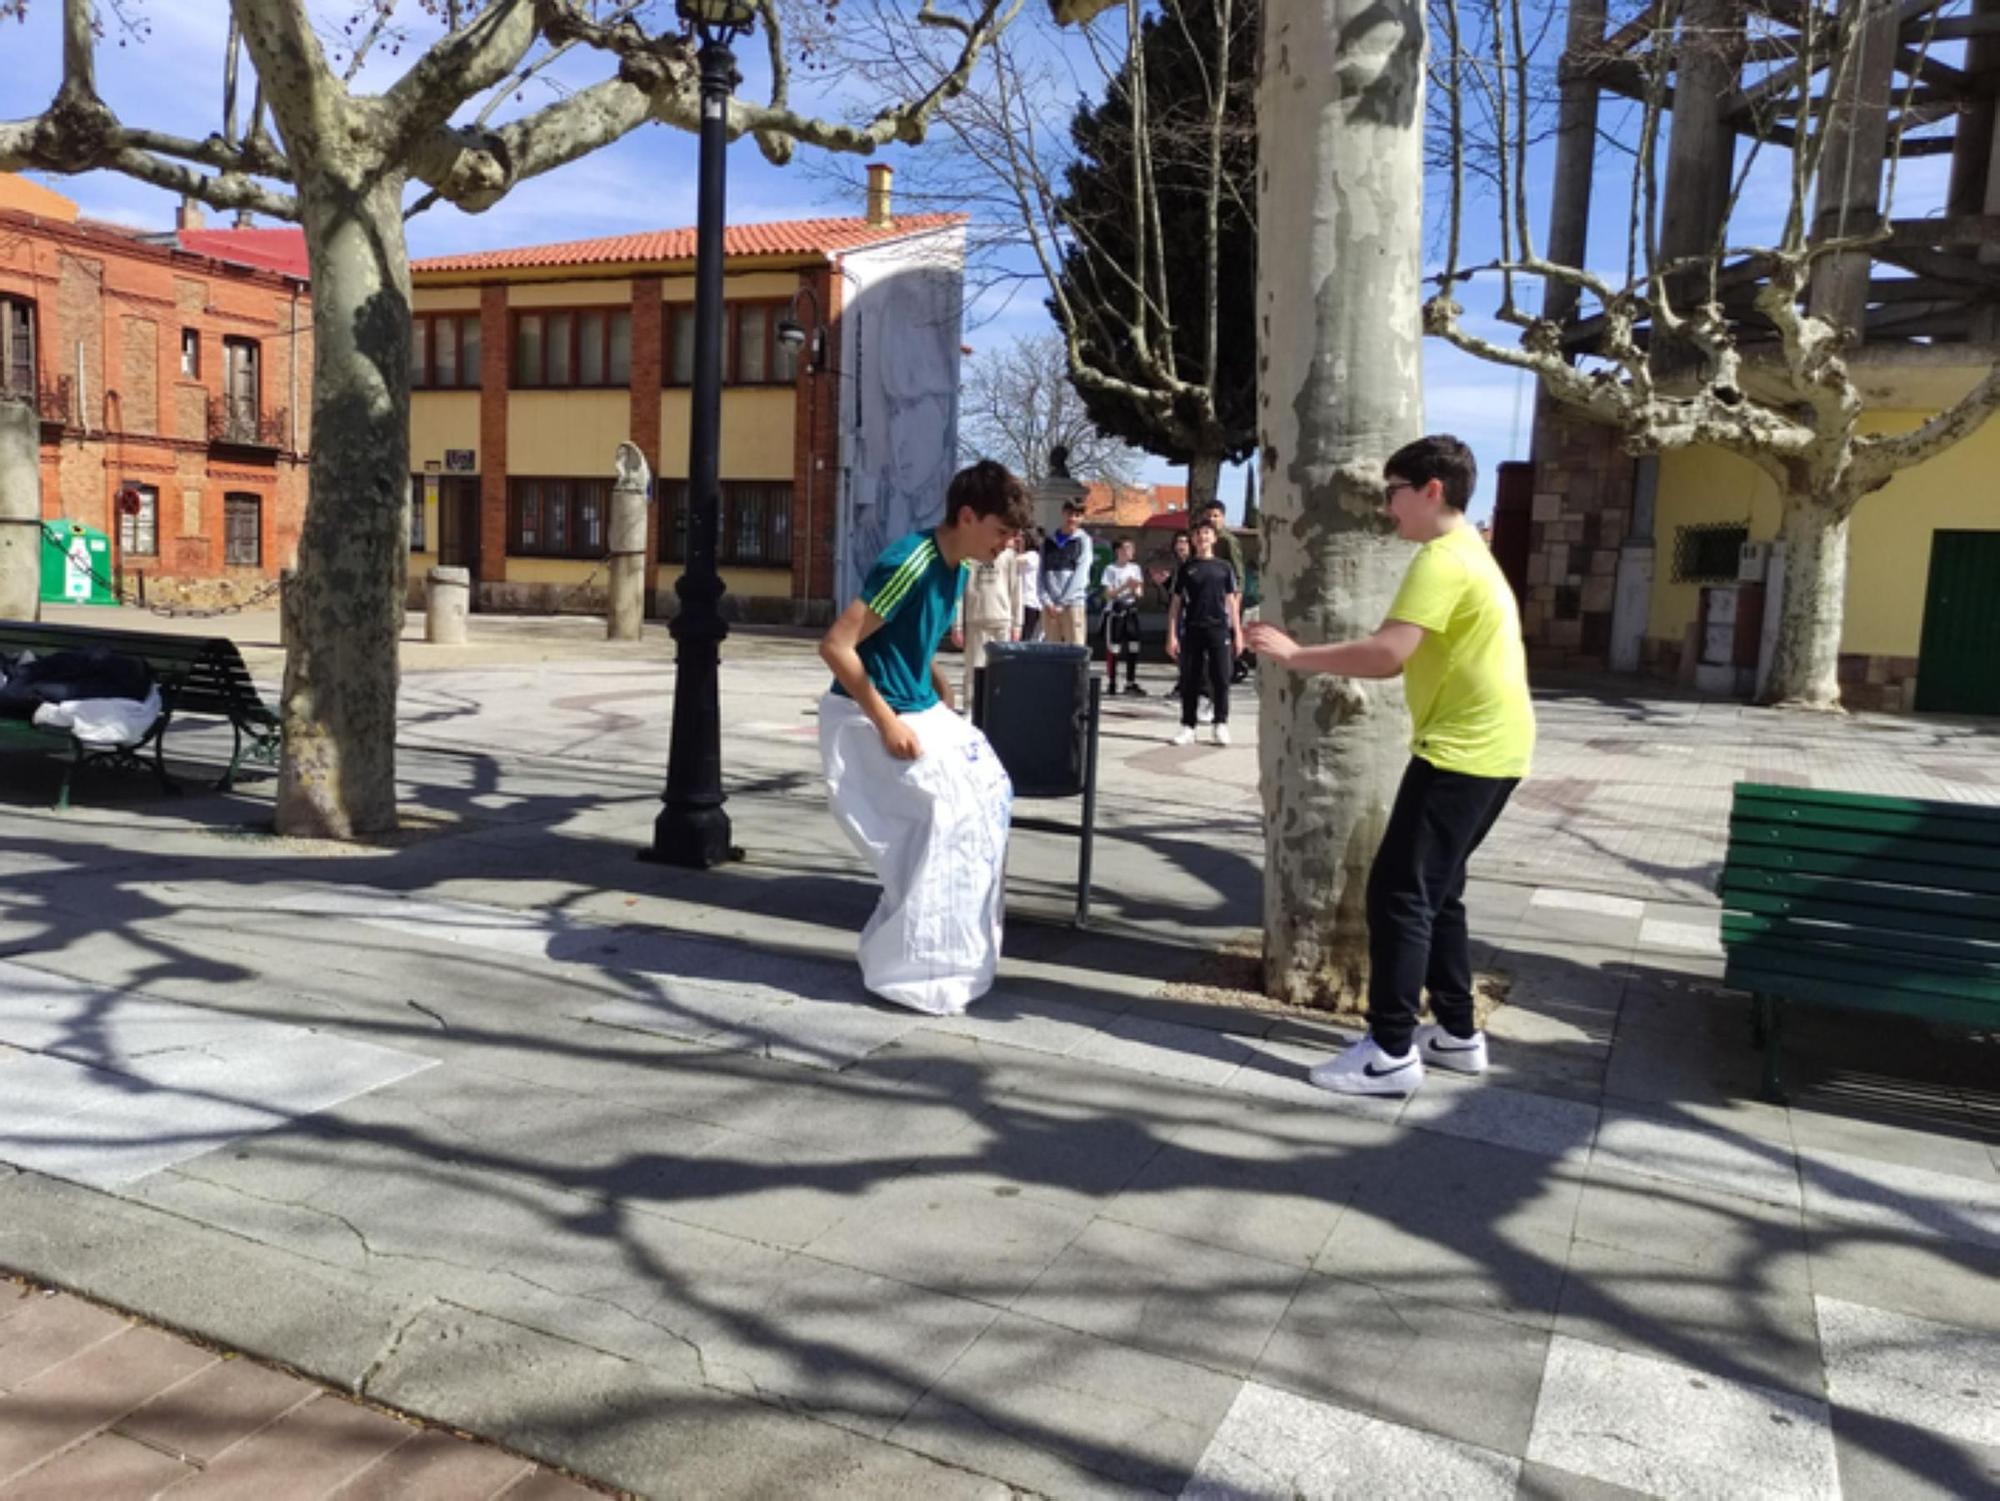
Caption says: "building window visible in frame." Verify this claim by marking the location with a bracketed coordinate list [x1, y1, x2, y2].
[735, 303, 769, 385]
[118, 483, 159, 558]
[180, 328, 200, 378]
[666, 306, 695, 387]
[1672, 523, 1748, 584]
[508, 477, 610, 559]
[224, 493, 263, 567]
[512, 308, 631, 388]
[658, 481, 794, 566]
[412, 313, 481, 389]
[663, 301, 798, 387]
[409, 474, 427, 551]
[573, 308, 631, 386]
[1, 294, 34, 398]
[222, 337, 260, 435]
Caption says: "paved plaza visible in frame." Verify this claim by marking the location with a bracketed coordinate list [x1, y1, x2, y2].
[1, 609, 1996, 1499]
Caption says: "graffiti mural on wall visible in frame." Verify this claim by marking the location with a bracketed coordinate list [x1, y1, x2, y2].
[841, 265, 962, 602]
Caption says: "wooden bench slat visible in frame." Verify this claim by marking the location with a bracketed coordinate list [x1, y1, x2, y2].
[1733, 807, 2000, 849]
[1722, 963, 2000, 1029]
[1721, 911, 2000, 970]
[1720, 884, 2000, 943]
[1733, 787, 2000, 831]
[1727, 818, 2000, 872]
[1724, 939, 2000, 1003]
[1723, 843, 2000, 896]
[1733, 782, 2000, 829]
[1722, 863, 2000, 920]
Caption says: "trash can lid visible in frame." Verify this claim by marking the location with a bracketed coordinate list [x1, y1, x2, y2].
[985, 641, 1090, 662]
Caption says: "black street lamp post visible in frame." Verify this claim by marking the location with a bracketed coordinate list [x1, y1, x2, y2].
[650, 0, 757, 868]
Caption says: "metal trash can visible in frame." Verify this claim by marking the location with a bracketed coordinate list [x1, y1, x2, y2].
[976, 642, 1091, 797]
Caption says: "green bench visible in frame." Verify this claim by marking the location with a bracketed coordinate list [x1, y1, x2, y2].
[0, 619, 281, 808]
[1719, 782, 2000, 1102]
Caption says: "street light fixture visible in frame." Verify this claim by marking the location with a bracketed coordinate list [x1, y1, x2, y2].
[776, 285, 827, 372]
[647, 0, 757, 868]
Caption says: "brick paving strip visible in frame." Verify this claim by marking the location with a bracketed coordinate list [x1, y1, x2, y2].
[0, 1276, 616, 1500]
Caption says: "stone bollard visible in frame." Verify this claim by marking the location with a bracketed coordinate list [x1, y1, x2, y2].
[607, 441, 650, 641]
[426, 565, 470, 645]
[278, 567, 297, 649]
[0, 398, 39, 621]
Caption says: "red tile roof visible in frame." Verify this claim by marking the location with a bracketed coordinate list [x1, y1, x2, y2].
[177, 227, 312, 280]
[1082, 482, 1158, 527]
[413, 213, 967, 275]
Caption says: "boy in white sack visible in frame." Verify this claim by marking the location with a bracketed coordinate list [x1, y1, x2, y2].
[817, 461, 1033, 1014]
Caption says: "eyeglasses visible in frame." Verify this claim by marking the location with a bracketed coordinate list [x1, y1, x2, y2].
[1383, 481, 1418, 504]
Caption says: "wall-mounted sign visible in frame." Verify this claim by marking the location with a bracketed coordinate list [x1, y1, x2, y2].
[444, 449, 476, 472]
[423, 460, 442, 474]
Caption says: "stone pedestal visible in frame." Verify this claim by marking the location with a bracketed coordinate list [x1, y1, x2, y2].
[426, 566, 470, 645]
[608, 442, 650, 642]
[0, 399, 39, 622]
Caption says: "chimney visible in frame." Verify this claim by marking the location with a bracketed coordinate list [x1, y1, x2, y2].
[175, 195, 204, 233]
[865, 164, 893, 229]
[234, 208, 254, 229]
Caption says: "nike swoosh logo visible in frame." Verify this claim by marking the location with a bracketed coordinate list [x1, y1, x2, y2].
[1363, 1058, 1417, 1078]
[1426, 1038, 1481, 1053]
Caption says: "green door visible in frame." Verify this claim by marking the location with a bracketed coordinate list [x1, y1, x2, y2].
[1915, 530, 2000, 715]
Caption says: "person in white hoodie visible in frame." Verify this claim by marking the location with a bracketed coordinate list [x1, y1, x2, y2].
[1014, 530, 1043, 641]
[952, 532, 1025, 711]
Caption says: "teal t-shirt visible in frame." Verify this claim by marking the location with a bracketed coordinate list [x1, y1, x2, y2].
[833, 529, 966, 713]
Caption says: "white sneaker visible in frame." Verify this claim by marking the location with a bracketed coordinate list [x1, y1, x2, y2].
[1308, 1035, 1425, 1097]
[1211, 723, 1231, 746]
[1170, 726, 1196, 747]
[1415, 1023, 1488, 1076]
[1197, 701, 1215, 724]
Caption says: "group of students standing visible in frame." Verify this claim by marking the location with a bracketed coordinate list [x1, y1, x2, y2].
[951, 495, 1251, 745]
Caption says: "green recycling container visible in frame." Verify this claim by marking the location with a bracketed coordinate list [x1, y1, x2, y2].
[39, 520, 116, 607]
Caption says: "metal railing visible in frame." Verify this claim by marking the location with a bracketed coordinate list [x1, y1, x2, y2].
[207, 396, 288, 449]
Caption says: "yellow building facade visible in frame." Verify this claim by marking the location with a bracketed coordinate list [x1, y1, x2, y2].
[1644, 366, 2000, 714]
[1517, 357, 2000, 716]
[407, 189, 966, 622]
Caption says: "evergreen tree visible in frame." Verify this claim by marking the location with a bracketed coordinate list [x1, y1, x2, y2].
[1049, 0, 1258, 508]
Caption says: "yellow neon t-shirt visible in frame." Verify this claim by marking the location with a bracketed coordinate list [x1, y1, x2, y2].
[1385, 524, 1535, 779]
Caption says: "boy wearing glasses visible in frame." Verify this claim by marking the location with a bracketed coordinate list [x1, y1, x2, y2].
[1247, 435, 1533, 1096]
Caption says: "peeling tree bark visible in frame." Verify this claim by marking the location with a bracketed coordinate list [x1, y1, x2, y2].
[1187, 450, 1223, 513]
[0, 399, 40, 623]
[1764, 489, 1850, 711]
[277, 173, 413, 837]
[1256, 0, 1425, 1010]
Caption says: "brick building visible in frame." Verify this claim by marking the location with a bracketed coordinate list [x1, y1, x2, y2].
[0, 176, 311, 608]
[1082, 480, 1187, 528]
[408, 169, 968, 622]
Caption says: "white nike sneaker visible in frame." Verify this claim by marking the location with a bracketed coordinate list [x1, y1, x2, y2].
[1307, 1035, 1425, 1097]
[1170, 726, 1197, 747]
[1211, 724, 1231, 746]
[1415, 1023, 1489, 1076]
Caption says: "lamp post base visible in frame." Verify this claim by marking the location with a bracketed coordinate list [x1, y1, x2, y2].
[642, 804, 738, 868]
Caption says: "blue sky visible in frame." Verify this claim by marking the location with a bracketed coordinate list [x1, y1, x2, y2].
[10, 3, 1950, 524]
